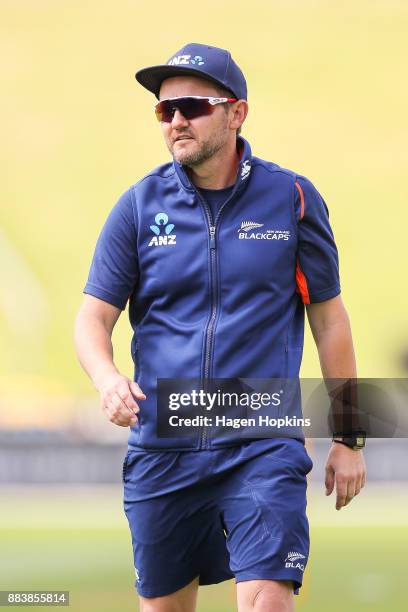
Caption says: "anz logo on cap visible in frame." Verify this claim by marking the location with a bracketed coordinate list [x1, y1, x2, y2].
[168, 55, 205, 66]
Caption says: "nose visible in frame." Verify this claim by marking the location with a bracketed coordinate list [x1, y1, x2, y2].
[171, 108, 189, 128]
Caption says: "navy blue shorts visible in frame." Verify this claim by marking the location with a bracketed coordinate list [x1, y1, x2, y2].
[123, 437, 313, 599]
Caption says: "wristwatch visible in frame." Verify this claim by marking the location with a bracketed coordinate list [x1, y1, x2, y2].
[332, 431, 366, 450]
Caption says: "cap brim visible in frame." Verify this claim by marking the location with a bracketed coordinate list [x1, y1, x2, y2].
[135, 64, 234, 99]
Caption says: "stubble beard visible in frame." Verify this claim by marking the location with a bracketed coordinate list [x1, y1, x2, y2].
[170, 124, 229, 167]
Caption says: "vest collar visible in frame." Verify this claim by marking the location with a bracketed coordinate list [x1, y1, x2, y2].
[173, 136, 253, 198]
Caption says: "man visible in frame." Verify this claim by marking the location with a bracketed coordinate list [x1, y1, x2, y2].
[74, 43, 366, 612]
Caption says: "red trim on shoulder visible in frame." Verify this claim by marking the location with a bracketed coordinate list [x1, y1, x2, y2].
[295, 181, 305, 220]
[295, 260, 310, 304]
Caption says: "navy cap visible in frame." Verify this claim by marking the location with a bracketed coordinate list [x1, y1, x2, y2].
[135, 42, 247, 101]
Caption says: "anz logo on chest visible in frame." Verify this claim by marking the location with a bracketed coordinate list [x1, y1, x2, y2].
[148, 212, 177, 247]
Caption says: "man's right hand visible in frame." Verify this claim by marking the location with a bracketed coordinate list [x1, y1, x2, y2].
[98, 373, 146, 427]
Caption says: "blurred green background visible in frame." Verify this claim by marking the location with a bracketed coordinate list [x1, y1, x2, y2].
[1, 0, 407, 610]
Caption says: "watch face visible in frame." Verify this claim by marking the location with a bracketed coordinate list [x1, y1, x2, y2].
[356, 436, 365, 447]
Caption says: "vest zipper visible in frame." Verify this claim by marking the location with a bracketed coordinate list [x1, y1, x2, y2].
[194, 187, 237, 448]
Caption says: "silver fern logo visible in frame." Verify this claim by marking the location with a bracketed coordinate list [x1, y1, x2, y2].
[285, 551, 306, 562]
[239, 221, 264, 232]
[285, 551, 306, 572]
[241, 159, 251, 180]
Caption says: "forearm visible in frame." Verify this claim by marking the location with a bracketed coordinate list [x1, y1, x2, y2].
[314, 311, 359, 435]
[74, 312, 120, 389]
[314, 314, 356, 379]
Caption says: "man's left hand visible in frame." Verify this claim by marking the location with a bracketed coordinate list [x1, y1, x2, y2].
[325, 442, 366, 510]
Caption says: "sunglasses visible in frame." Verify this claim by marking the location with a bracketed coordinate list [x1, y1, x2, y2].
[154, 96, 237, 122]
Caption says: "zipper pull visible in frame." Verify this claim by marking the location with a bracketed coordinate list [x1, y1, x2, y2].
[209, 226, 216, 249]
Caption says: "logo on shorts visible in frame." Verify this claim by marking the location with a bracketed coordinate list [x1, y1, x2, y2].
[285, 551, 306, 572]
